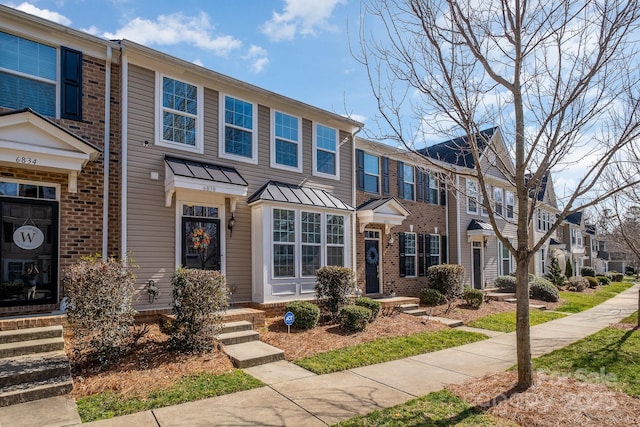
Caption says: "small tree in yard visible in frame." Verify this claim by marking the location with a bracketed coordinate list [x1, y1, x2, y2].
[64, 255, 138, 367]
[315, 266, 355, 322]
[170, 268, 228, 353]
[545, 256, 565, 289]
[426, 264, 464, 313]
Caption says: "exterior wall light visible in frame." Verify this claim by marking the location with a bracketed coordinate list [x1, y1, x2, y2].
[228, 213, 235, 236]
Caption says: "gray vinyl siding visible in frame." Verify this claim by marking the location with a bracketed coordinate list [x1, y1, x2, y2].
[126, 64, 355, 309]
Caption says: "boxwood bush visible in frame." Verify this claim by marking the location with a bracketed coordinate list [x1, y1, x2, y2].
[420, 287, 444, 306]
[566, 276, 588, 292]
[355, 297, 381, 321]
[285, 300, 320, 329]
[338, 305, 372, 332]
[463, 286, 484, 308]
[315, 266, 355, 321]
[585, 276, 599, 288]
[426, 264, 464, 301]
[611, 272, 624, 282]
[495, 275, 517, 293]
[580, 266, 596, 277]
[596, 275, 611, 285]
[529, 277, 559, 302]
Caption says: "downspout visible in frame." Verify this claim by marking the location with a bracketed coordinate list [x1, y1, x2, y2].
[351, 126, 363, 282]
[102, 45, 112, 260]
[456, 174, 462, 264]
[120, 42, 128, 260]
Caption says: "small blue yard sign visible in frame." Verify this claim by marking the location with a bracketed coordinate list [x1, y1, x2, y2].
[284, 311, 295, 334]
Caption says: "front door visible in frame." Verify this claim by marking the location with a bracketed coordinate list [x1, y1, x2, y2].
[472, 241, 482, 289]
[364, 231, 381, 294]
[182, 218, 221, 270]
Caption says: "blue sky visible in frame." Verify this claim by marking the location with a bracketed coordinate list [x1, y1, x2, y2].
[3, 0, 375, 126]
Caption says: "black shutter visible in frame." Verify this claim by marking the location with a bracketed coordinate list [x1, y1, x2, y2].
[418, 234, 425, 276]
[356, 149, 365, 191]
[425, 172, 431, 204]
[426, 234, 433, 269]
[60, 47, 83, 121]
[397, 161, 404, 199]
[441, 235, 448, 264]
[439, 173, 447, 206]
[399, 232, 406, 277]
[382, 157, 390, 195]
[416, 170, 424, 202]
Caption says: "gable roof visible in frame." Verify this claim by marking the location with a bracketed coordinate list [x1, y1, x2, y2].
[419, 127, 497, 168]
[526, 172, 548, 202]
[566, 212, 583, 226]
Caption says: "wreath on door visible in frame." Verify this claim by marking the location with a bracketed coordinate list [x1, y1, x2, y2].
[366, 246, 379, 265]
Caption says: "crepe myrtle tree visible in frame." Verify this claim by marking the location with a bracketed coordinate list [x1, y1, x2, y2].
[356, 0, 640, 389]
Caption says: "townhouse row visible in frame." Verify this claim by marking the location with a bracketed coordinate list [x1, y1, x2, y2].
[0, 6, 615, 319]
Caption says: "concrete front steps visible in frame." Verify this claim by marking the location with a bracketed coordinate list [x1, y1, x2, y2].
[398, 303, 428, 317]
[0, 325, 72, 407]
[218, 321, 284, 369]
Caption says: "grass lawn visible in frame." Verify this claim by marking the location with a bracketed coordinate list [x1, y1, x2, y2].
[295, 329, 487, 375]
[465, 310, 567, 333]
[533, 327, 640, 397]
[333, 389, 516, 427]
[76, 370, 263, 422]
[621, 311, 638, 324]
[556, 281, 634, 313]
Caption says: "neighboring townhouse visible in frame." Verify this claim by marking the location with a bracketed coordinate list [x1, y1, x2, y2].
[421, 127, 517, 289]
[354, 138, 447, 297]
[120, 40, 362, 312]
[526, 172, 564, 277]
[563, 212, 586, 275]
[584, 223, 608, 274]
[0, 6, 121, 316]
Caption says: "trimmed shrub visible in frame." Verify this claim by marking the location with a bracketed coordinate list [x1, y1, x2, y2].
[580, 267, 596, 277]
[355, 297, 381, 321]
[315, 266, 355, 321]
[170, 268, 229, 353]
[585, 276, 599, 288]
[495, 275, 517, 293]
[463, 287, 484, 308]
[597, 275, 611, 285]
[611, 272, 624, 282]
[285, 300, 320, 330]
[64, 255, 138, 367]
[529, 277, 560, 302]
[566, 276, 588, 292]
[426, 264, 465, 301]
[338, 305, 371, 332]
[420, 287, 444, 306]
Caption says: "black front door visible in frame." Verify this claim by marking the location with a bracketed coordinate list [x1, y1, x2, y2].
[472, 243, 482, 289]
[365, 238, 380, 294]
[182, 218, 221, 270]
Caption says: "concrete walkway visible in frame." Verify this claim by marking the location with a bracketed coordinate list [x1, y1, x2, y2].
[2, 284, 638, 427]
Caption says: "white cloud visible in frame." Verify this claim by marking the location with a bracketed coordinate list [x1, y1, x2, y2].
[6, 1, 71, 25]
[243, 45, 269, 73]
[192, 58, 204, 67]
[102, 12, 242, 56]
[261, 0, 347, 42]
[81, 25, 100, 36]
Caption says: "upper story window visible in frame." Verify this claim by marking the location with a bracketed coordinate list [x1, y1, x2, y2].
[272, 111, 301, 172]
[467, 179, 478, 214]
[493, 187, 503, 217]
[364, 153, 380, 193]
[0, 32, 82, 120]
[537, 209, 552, 232]
[157, 75, 202, 152]
[505, 190, 515, 219]
[402, 164, 415, 201]
[571, 228, 583, 247]
[220, 94, 257, 163]
[314, 124, 339, 178]
[428, 172, 439, 204]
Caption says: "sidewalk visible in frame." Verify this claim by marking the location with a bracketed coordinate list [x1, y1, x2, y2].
[2, 284, 638, 427]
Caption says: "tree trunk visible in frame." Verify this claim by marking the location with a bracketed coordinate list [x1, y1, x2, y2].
[515, 256, 533, 389]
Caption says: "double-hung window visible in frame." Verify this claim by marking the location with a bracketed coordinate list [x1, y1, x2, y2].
[499, 241, 513, 275]
[429, 234, 441, 265]
[403, 164, 415, 201]
[272, 111, 301, 171]
[273, 209, 295, 277]
[301, 212, 321, 276]
[363, 153, 380, 193]
[404, 233, 417, 277]
[467, 179, 478, 214]
[326, 215, 345, 266]
[428, 173, 439, 204]
[158, 75, 202, 151]
[505, 190, 515, 219]
[494, 187, 503, 216]
[314, 124, 338, 178]
[220, 94, 257, 163]
[539, 247, 546, 275]
[0, 32, 83, 120]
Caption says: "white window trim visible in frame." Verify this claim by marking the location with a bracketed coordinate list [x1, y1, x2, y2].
[498, 240, 514, 276]
[219, 93, 258, 164]
[301, 211, 322, 278]
[270, 110, 302, 173]
[467, 179, 478, 214]
[505, 190, 515, 219]
[312, 123, 340, 180]
[493, 186, 503, 217]
[403, 164, 415, 201]
[154, 73, 204, 154]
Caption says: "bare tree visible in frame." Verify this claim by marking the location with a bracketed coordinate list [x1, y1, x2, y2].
[357, 0, 640, 390]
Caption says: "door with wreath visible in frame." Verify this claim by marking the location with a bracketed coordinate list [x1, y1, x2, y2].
[364, 237, 380, 294]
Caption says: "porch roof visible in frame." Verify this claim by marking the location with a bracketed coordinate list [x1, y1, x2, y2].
[467, 219, 495, 241]
[356, 197, 410, 234]
[247, 181, 354, 211]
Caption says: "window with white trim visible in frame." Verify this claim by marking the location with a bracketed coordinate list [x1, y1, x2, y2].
[326, 214, 345, 266]
[467, 179, 478, 214]
[405, 233, 417, 277]
[301, 212, 321, 276]
[403, 164, 415, 201]
[157, 75, 202, 151]
[539, 247, 546, 275]
[499, 241, 513, 275]
[571, 228, 583, 247]
[273, 209, 295, 277]
[220, 94, 257, 162]
[429, 234, 441, 266]
[272, 111, 301, 171]
[428, 172, 439, 204]
[314, 124, 338, 177]
[505, 190, 515, 219]
[494, 187, 503, 216]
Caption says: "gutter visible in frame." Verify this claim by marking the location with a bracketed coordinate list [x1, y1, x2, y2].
[102, 45, 112, 259]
